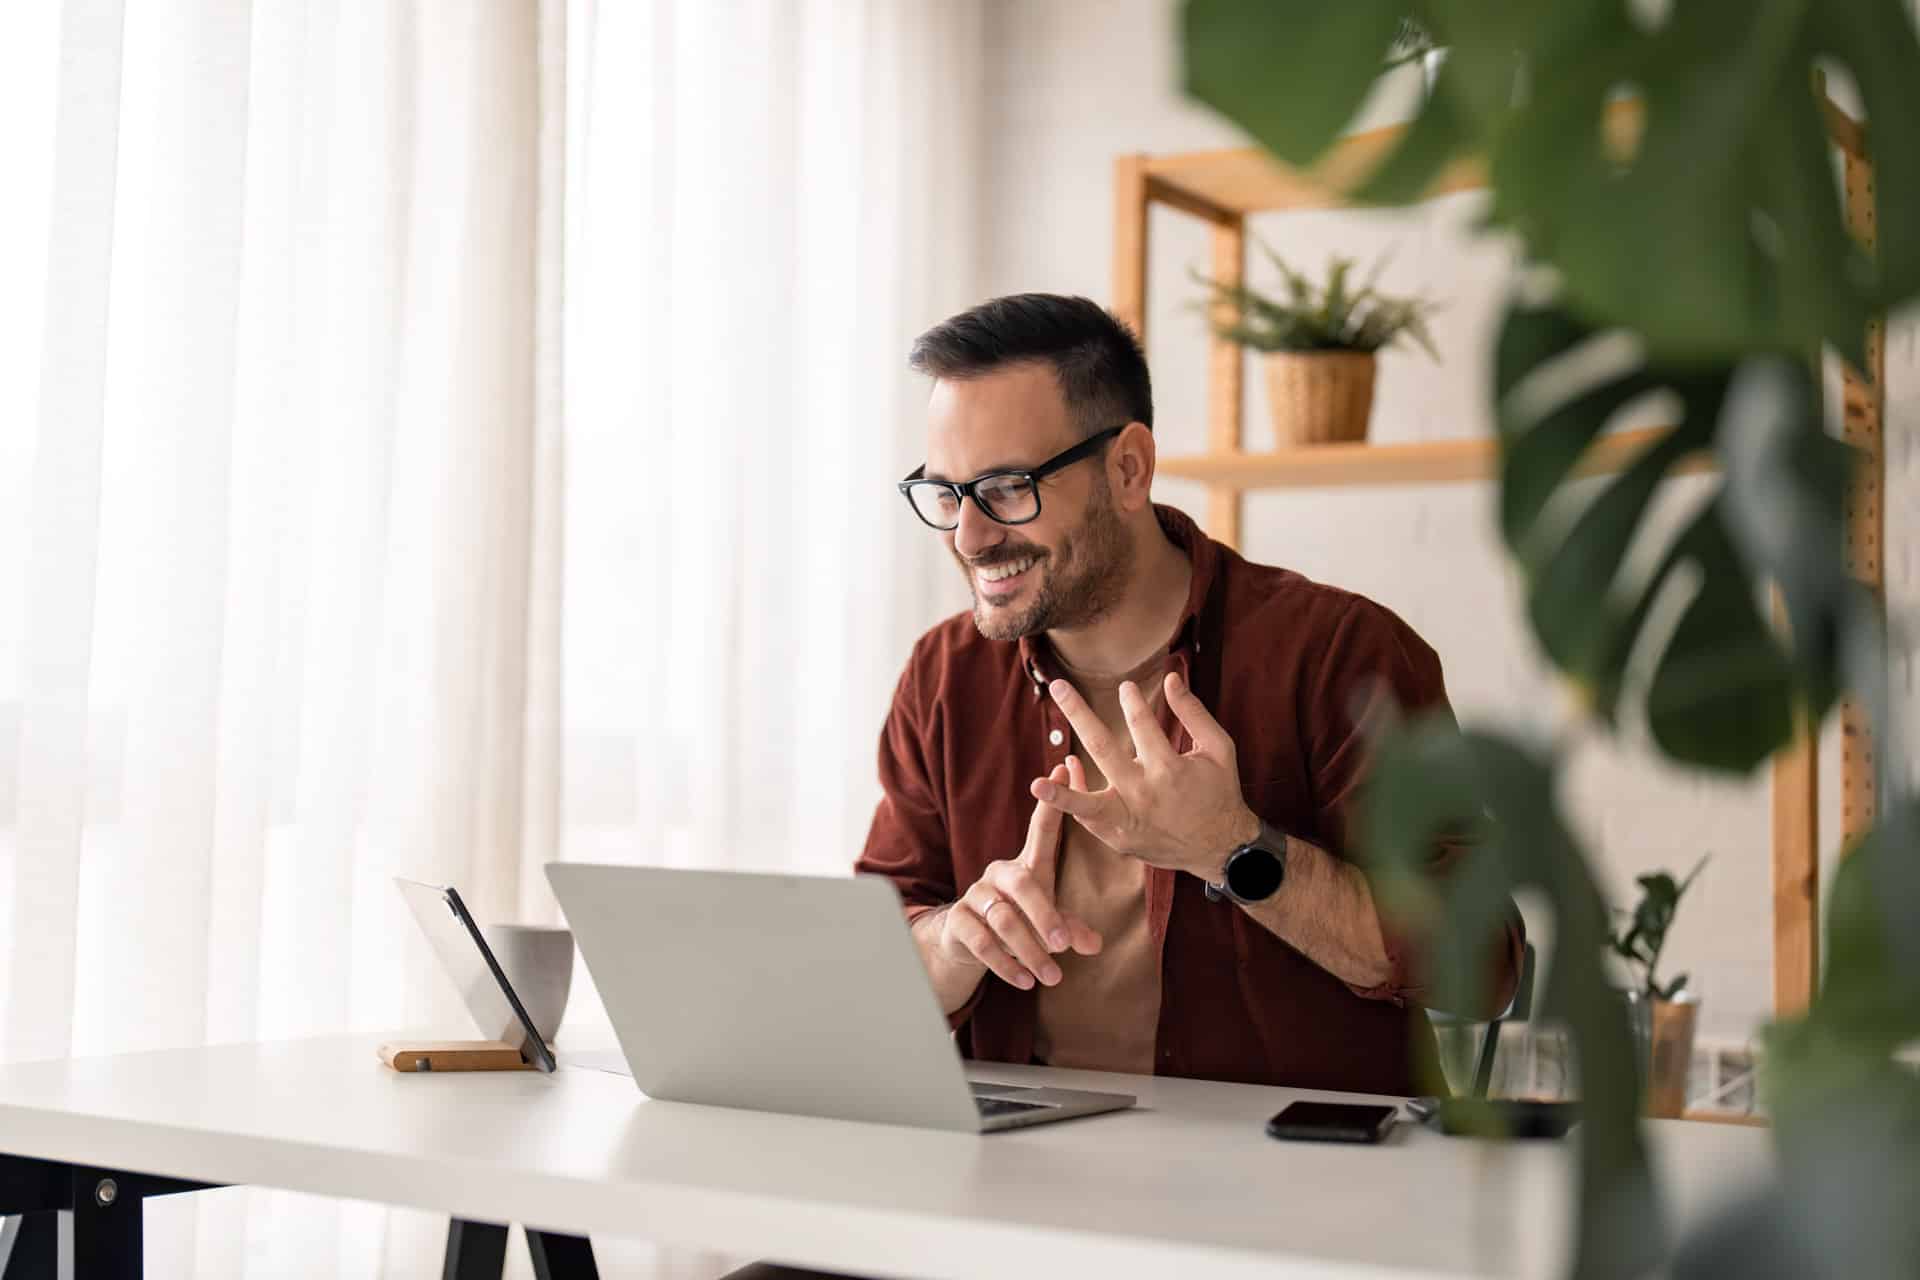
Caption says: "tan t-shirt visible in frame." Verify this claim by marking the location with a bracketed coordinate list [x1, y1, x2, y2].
[1031, 649, 1168, 1074]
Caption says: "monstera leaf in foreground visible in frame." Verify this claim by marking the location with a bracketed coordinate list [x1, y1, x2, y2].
[1362, 722, 1662, 1278]
[1181, 0, 1920, 1273]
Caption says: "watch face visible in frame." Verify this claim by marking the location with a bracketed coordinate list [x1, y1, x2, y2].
[1226, 845, 1285, 902]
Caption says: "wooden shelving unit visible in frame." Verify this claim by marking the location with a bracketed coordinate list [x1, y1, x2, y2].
[1115, 91, 1883, 1041]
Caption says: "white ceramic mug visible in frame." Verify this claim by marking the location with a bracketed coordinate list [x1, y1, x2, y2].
[480, 924, 574, 1045]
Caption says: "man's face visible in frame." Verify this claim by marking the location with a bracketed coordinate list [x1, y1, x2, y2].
[922, 363, 1133, 641]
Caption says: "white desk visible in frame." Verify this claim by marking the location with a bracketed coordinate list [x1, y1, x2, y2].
[0, 1036, 1770, 1279]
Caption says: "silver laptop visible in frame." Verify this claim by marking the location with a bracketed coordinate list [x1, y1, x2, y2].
[546, 863, 1135, 1133]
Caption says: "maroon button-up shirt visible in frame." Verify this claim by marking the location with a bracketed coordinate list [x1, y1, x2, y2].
[856, 504, 1521, 1096]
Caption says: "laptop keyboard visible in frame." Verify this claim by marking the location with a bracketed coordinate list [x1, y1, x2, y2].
[975, 1096, 1053, 1119]
[969, 1082, 1036, 1095]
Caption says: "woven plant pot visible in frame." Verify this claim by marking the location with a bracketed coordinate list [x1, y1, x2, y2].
[1263, 350, 1377, 446]
[1646, 993, 1700, 1119]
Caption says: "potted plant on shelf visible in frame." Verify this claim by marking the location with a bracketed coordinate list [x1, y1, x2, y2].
[1198, 247, 1437, 447]
[1607, 856, 1710, 1118]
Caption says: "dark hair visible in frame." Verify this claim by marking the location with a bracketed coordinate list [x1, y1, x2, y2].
[907, 294, 1153, 436]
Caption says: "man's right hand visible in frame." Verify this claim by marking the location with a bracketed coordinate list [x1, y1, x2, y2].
[918, 760, 1103, 1011]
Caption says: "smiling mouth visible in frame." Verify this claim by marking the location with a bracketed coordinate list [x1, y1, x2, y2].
[973, 553, 1039, 597]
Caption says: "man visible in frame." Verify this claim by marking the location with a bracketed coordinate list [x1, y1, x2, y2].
[856, 293, 1521, 1096]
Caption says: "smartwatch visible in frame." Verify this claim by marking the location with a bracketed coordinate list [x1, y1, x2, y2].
[1205, 823, 1288, 905]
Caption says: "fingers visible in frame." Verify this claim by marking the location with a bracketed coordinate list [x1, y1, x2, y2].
[1047, 680, 1125, 779]
[988, 859, 1072, 955]
[1020, 764, 1071, 883]
[957, 875, 1060, 987]
[956, 748, 1113, 992]
[1030, 773, 1121, 828]
[980, 895, 1063, 987]
[1165, 669, 1233, 758]
[1061, 910, 1103, 956]
[945, 900, 1040, 991]
[1025, 758, 1104, 957]
[1030, 752, 1124, 844]
[1118, 679, 1177, 769]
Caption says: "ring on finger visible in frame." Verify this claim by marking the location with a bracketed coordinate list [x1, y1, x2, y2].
[978, 896, 1005, 924]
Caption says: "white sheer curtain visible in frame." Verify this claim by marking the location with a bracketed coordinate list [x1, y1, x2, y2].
[2, 0, 981, 1271]
[559, 0, 979, 892]
[1, 0, 564, 1273]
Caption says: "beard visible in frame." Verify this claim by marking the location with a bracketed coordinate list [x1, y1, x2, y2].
[960, 478, 1133, 642]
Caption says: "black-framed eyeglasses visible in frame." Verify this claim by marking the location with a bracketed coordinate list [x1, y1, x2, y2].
[897, 425, 1127, 531]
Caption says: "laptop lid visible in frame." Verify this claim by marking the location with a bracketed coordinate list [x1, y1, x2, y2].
[547, 864, 980, 1132]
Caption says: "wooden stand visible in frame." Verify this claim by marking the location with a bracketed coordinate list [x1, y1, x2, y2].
[377, 1040, 535, 1073]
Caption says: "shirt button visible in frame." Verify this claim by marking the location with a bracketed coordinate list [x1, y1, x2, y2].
[1048, 729, 1065, 747]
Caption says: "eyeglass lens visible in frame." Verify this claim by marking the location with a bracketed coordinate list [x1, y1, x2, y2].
[909, 473, 1038, 529]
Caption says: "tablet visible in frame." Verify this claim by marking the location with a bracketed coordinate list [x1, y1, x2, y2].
[394, 878, 558, 1073]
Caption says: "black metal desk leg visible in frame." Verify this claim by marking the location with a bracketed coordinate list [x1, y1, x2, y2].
[0, 1212, 60, 1278]
[443, 1219, 510, 1280]
[0, 1155, 216, 1280]
[525, 1230, 598, 1280]
[70, 1169, 140, 1280]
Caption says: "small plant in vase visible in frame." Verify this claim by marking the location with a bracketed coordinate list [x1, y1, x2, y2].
[1198, 245, 1438, 447]
[1607, 855, 1709, 1117]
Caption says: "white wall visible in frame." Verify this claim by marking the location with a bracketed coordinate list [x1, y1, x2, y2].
[975, 0, 1920, 1041]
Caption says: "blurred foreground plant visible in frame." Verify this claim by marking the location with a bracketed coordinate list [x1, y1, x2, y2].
[1183, 2, 1920, 1275]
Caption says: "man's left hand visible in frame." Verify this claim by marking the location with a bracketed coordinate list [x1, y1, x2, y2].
[1031, 670, 1260, 881]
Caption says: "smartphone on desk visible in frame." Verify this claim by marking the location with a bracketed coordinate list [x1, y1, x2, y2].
[1266, 1100, 1398, 1144]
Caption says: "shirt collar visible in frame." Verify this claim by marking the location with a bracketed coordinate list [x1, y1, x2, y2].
[1017, 503, 1220, 687]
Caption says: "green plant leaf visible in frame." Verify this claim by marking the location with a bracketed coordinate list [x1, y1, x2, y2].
[1402, 307, 1441, 360]
[1362, 718, 1665, 1277]
[1642, 511, 1798, 768]
[1495, 306, 1828, 769]
[1719, 804, 1920, 1276]
[1816, 0, 1920, 302]
[1181, 0, 1405, 168]
[1813, 805, 1920, 1053]
[1198, 244, 1437, 353]
[1677, 853, 1709, 897]
[1747, 1017, 1920, 1278]
[1715, 358, 1856, 720]
[1676, 1063, 1920, 1274]
[1185, 1, 1920, 362]
[1175, 7, 1920, 1273]
[1516, 422, 1700, 718]
[1262, 244, 1316, 306]
[1545, 3, 1866, 363]
[1492, 304, 1636, 547]
[1637, 872, 1679, 905]
[1321, 256, 1353, 337]
[1476, 0, 1892, 365]
[1410, 2, 1557, 129]
[1354, 65, 1472, 205]
[1670, 1183, 1822, 1279]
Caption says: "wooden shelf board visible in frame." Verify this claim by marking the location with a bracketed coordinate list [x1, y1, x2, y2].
[1680, 1108, 1769, 1128]
[1145, 100, 1640, 218]
[1145, 91, 1862, 219]
[1143, 141, 1481, 220]
[1155, 426, 1711, 491]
